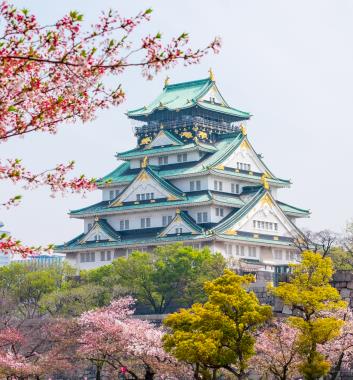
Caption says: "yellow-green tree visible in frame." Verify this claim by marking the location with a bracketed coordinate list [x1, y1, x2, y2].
[163, 269, 272, 379]
[271, 251, 346, 380]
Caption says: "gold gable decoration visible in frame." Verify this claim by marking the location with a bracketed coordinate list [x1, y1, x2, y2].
[198, 131, 208, 139]
[141, 156, 148, 168]
[240, 124, 247, 136]
[140, 136, 152, 146]
[208, 68, 215, 81]
[261, 173, 270, 190]
[180, 131, 193, 139]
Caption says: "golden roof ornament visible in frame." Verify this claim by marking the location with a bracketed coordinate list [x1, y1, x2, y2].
[164, 76, 170, 87]
[176, 208, 181, 214]
[94, 216, 99, 222]
[239, 124, 247, 136]
[261, 173, 270, 190]
[208, 68, 215, 81]
[141, 156, 148, 168]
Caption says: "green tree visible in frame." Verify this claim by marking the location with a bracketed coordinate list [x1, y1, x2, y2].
[111, 244, 226, 313]
[271, 251, 346, 380]
[163, 269, 272, 379]
[40, 283, 109, 317]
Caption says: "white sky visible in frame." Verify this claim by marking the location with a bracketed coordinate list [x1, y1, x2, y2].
[2, 0, 353, 246]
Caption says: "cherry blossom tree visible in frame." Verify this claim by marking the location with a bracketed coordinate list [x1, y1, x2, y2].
[251, 320, 301, 380]
[0, 320, 76, 379]
[0, 1, 220, 255]
[77, 297, 190, 380]
[319, 309, 353, 379]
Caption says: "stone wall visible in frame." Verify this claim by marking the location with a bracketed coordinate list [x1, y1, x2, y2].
[251, 270, 353, 315]
[331, 270, 353, 308]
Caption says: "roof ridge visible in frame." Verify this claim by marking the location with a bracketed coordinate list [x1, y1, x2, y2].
[97, 219, 121, 241]
[165, 78, 210, 90]
[146, 166, 185, 199]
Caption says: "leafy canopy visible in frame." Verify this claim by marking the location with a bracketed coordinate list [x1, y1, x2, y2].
[109, 244, 226, 313]
[163, 269, 272, 379]
[271, 251, 346, 380]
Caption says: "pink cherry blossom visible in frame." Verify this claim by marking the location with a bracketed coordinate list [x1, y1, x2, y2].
[0, 1, 221, 256]
[251, 319, 301, 380]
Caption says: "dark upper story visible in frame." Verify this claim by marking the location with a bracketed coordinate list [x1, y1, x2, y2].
[126, 76, 251, 145]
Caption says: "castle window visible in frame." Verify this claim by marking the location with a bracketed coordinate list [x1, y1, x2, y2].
[115, 189, 120, 197]
[225, 244, 233, 256]
[87, 223, 92, 230]
[137, 193, 154, 201]
[109, 190, 114, 200]
[177, 153, 187, 163]
[158, 156, 168, 165]
[215, 208, 224, 217]
[119, 220, 129, 230]
[235, 245, 245, 256]
[80, 252, 95, 263]
[162, 215, 173, 226]
[190, 180, 201, 191]
[141, 217, 151, 229]
[237, 162, 251, 171]
[214, 180, 223, 191]
[175, 227, 183, 234]
[274, 249, 282, 260]
[197, 212, 208, 223]
[231, 183, 240, 194]
[248, 246, 257, 257]
[286, 251, 297, 261]
[100, 251, 112, 261]
[254, 220, 278, 232]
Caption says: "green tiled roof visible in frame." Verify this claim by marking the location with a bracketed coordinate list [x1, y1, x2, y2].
[96, 219, 121, 241]
[56, 231, 208, 252]
[127, 78, 250, 120]
[117, 141, 217, 160]
[70, 192, 212, 217]
[99, 135, 290, 188]
[216, 233, 294, 247]
[178, 211, 204, 233]
[277, 201, 310, 217]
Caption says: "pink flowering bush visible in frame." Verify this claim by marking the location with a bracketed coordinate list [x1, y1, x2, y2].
[252, 320, 301, 380]
[77, 297, 190, 379]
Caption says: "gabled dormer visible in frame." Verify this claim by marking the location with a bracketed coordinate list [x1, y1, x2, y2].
[212, 188, 302, 239]
[158, 209, 204, 237]
[110, 166, 185, 206]
[79, 218, 121, 244]
[145, 129, 183, 148]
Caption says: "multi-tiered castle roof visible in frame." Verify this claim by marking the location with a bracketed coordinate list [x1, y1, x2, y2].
[57, 73, 309, 270]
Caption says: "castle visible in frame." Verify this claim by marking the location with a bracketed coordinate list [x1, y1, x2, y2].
[56, 72, 309, 271]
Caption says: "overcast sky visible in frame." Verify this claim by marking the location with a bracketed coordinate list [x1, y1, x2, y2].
[2, 0, 353, 246]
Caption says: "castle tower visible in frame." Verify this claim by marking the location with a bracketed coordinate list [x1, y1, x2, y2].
[56, 74, 309, 271]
